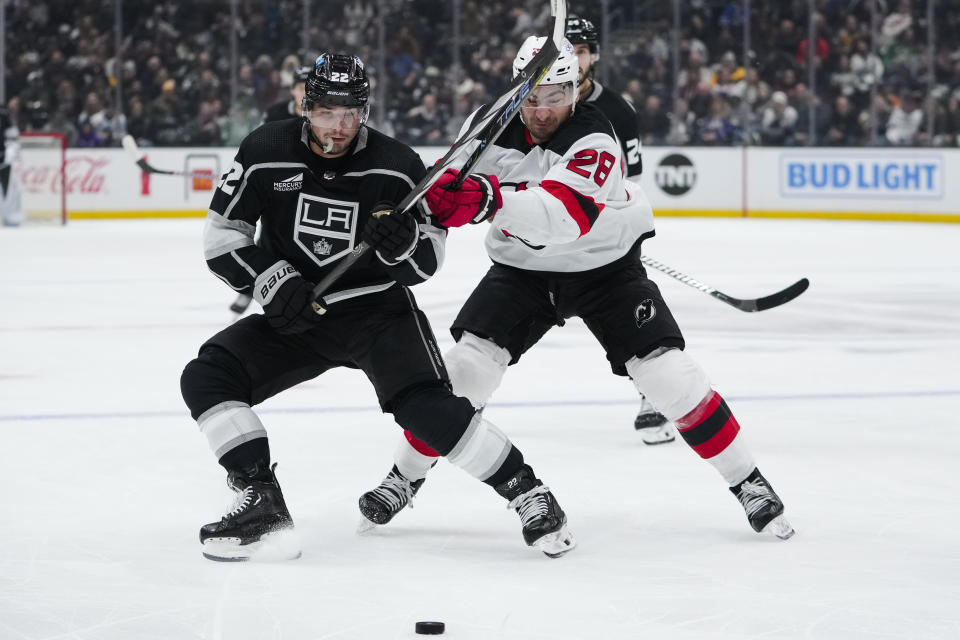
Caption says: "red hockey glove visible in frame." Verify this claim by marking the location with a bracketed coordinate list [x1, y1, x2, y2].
[425, 169, 502, 228]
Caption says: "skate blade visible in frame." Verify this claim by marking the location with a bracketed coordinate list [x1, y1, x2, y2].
[762, 515, 796, 540]
[202, 529, 302, 562]
[533, 526, 577, 558]
[356, 518, 380, 535]
[640, 428, 676, 445]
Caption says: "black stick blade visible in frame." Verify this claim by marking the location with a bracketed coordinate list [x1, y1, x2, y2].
[716, 277, 810, 312]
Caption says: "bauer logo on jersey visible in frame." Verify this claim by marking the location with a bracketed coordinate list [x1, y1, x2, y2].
[274, 173, 304, 191]
[293, 194, 360, 267]
[635, 299, 657, 328]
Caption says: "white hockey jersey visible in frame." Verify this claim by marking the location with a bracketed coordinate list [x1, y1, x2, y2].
[447, 102, 655, 273]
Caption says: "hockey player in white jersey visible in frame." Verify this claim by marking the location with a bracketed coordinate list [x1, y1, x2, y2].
[565, 16, 673, 443]
[358, 37, 795, 542]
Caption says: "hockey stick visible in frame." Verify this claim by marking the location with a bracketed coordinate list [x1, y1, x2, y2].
[311, 0, 568, 302]
[121, 134, 215, 178]
[640, 255, 809, 312]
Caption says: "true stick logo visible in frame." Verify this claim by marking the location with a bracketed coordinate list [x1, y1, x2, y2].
[635, 299, 657, 328]
[655, 154, 696, 196]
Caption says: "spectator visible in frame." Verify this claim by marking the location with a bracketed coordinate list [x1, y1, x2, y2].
[637, 95, 670, 145]
[696, 95, 739, 146]
[665, 97, 696, 146]
[89, 101, 127, 147]
[125, 96, 152, 144]
[825, 96, 863, 146]
[402, 93, 448, 145]
[760, 91, 798, 146]
[792, 84, 831, 146]
[75, 120, 104, 147]
[850, 39, 884, 108]
[885, 91, 923, 146]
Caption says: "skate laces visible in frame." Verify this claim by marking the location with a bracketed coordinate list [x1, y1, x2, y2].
[224, 485, 255, 519]
[508, 485, 552, 526]
[737, 480, 774, 518]
[370, 472, 416, 511]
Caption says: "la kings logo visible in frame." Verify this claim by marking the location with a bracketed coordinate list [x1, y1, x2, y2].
[294, 194, 359, 267]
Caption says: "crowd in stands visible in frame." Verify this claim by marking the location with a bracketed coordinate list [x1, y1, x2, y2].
[5, 0, 960, 149]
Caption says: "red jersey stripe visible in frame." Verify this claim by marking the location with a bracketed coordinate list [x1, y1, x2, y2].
[541, 179, 604, 237]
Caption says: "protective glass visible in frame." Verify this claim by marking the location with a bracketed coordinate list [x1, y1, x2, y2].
[522, 83, 577, 110]
[302, 103, 370, 129]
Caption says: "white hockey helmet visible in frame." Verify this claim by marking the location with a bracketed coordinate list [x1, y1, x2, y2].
[512, 36, 579, 86]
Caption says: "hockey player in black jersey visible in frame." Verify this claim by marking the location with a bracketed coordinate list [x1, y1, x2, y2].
[228, 66, 314, 317]
[566, 16, 673, 442]
[262, 65, 311, 124]
[180, 53, 575, 561]
[360, 37, 794, 542]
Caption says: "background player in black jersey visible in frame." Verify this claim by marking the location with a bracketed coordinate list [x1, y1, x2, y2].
[179, 53, 575, 561]
[566, 16, 674, 443]
[0, 106, 23, 227]
[228, 66, 313, 317]
[262, 65, 311, 125]
[360, 37, 795, 543]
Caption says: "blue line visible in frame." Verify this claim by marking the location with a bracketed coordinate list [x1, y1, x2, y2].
[2, 389, 958, 423]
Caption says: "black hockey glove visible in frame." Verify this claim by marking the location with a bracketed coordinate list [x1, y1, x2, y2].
[361, 202, 419, 264]
[254, 261, 325, 334]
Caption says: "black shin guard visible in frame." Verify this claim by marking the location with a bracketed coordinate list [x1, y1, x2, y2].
[180, 345, 253, 420]
[391, 383, 476, 456]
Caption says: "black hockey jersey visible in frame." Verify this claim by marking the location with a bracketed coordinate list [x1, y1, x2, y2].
[262, 100, 298, 124]
[583, 82, 642, 177]
[204, 119, 445, 307]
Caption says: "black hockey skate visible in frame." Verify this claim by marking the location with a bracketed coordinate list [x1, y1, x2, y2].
[200, 463, 300, 561]
[633, 396, 675, 444]
[229, 292, 253, 316]
[495, 465, 576, 558]
[357, 465, 426, 534]
[730, 468, 795, 540]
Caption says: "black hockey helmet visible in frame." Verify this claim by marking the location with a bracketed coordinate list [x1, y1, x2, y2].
[292, 65, 311, 86]
[304, 53, 370, 109]
[565, 16, 599, 54]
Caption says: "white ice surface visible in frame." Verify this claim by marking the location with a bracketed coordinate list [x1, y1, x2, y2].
[1, 217, 958, 639]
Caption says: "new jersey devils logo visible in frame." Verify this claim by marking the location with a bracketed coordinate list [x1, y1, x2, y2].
[635, 299, 657, 328]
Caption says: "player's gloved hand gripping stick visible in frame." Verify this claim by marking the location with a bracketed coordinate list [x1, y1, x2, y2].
[309, 0, 569, 306]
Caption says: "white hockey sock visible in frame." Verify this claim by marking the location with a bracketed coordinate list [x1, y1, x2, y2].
[446, 414, 512, 482]
[394, 434, 439, 481]
[196, 401, 268, 459]
[627, 348, 755, 485]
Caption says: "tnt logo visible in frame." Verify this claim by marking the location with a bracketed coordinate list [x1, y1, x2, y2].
[294, 194, 360, 267]
[655, 153, 696, 196]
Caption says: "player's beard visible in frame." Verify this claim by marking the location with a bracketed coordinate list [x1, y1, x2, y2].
[314, 127, 357, 156]
[523, 108, 565, 143]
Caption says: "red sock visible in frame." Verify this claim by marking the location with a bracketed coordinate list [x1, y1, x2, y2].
[404, 429, 440, 457]
[675, 391, 741, 459]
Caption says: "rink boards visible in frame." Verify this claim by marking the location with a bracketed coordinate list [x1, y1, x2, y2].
[18, 144, 960, 223]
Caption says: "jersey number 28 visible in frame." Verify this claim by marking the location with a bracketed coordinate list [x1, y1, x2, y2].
[566, 150, 616, 186]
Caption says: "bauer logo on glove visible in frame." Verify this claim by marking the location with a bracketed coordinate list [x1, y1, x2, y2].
[425, 169, 502, 228]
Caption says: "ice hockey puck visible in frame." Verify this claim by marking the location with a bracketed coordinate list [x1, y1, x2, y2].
[415, 621, 445, 635]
